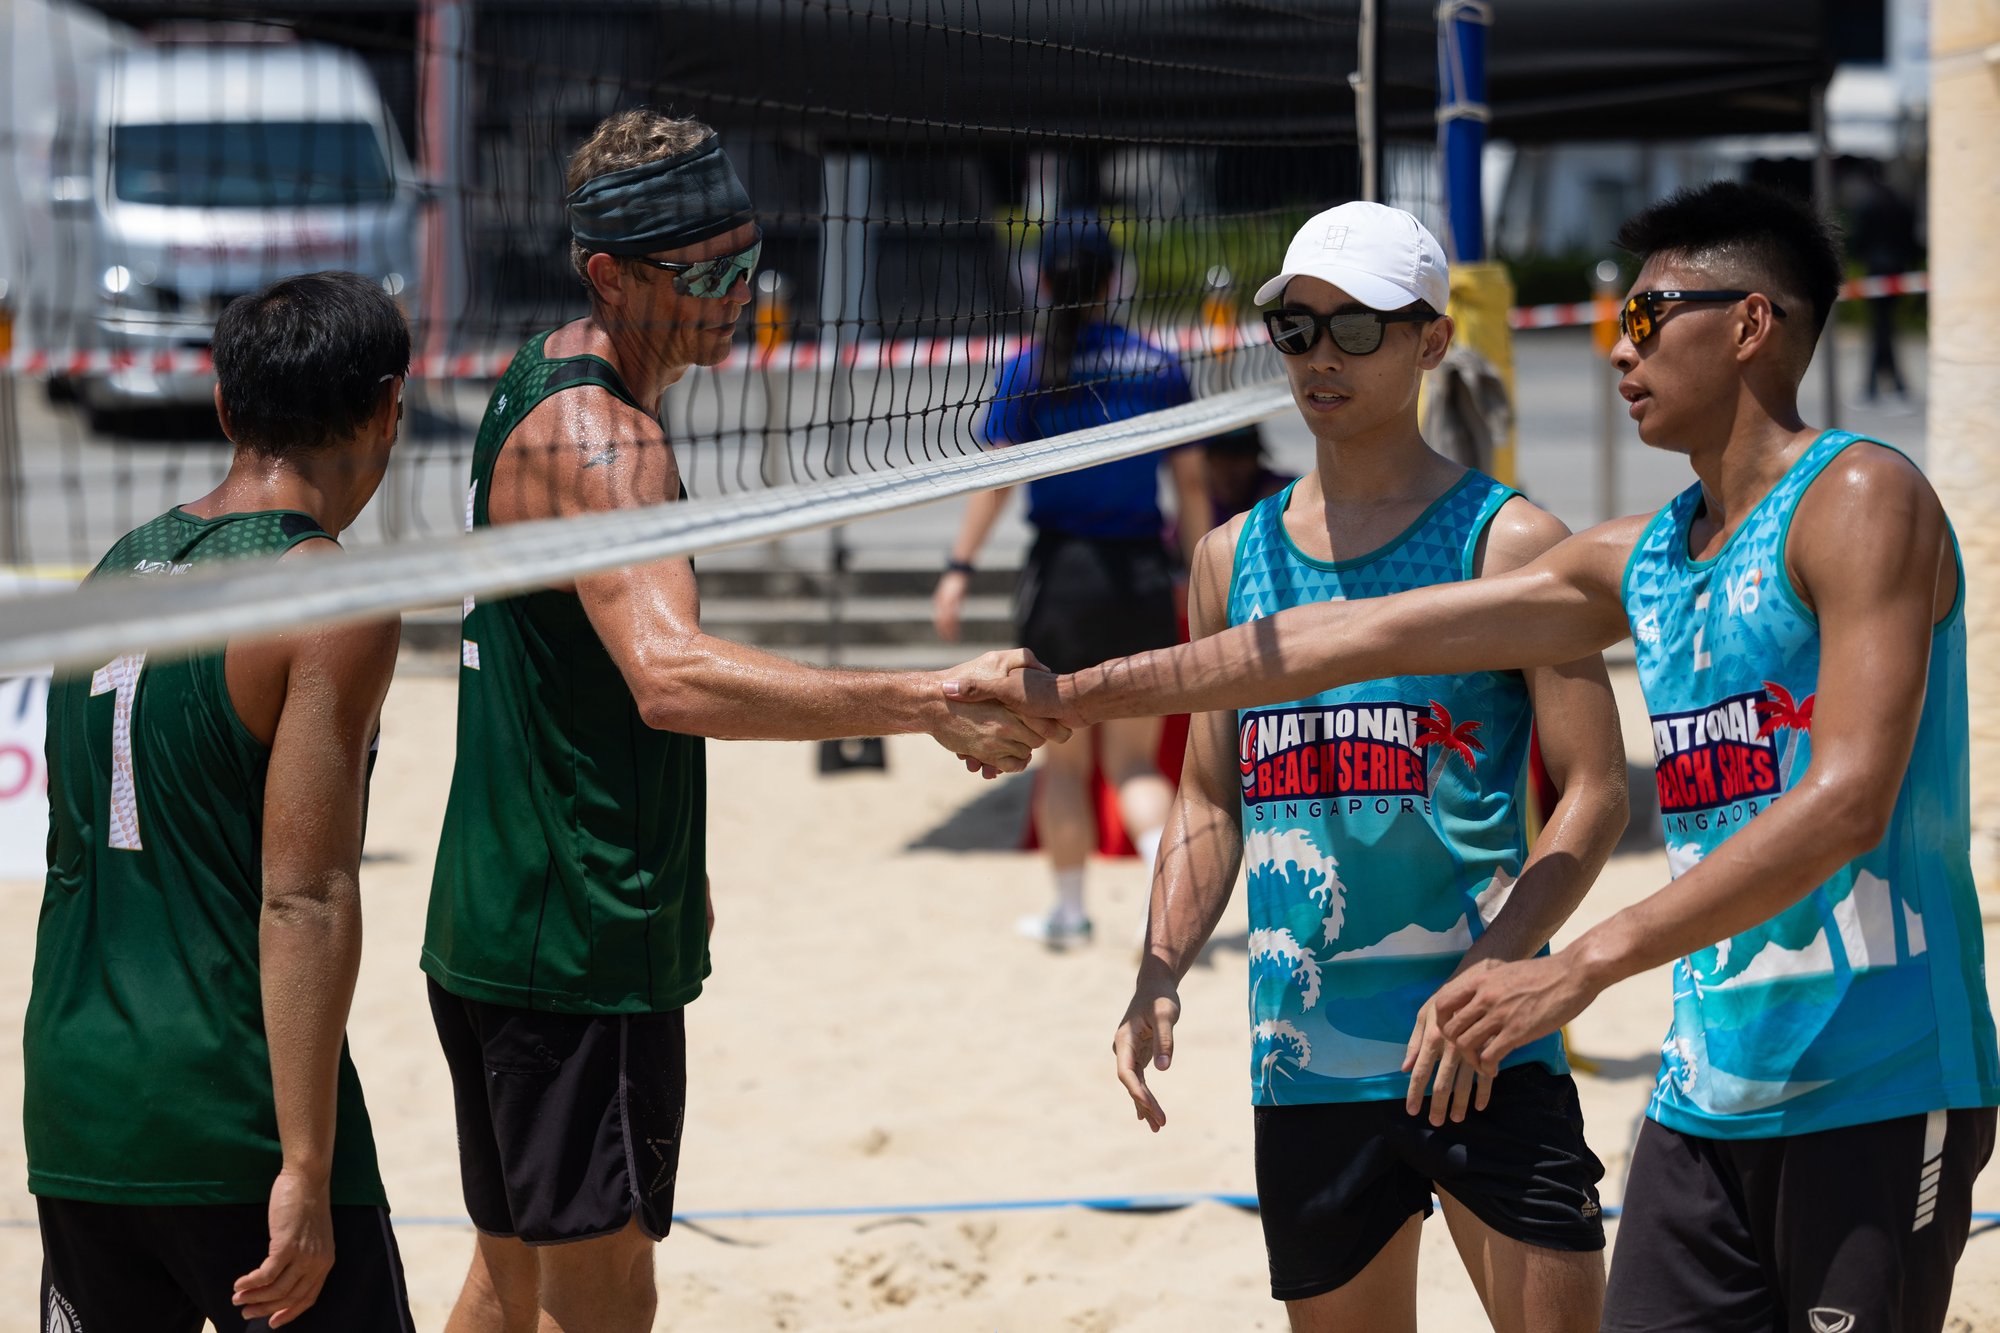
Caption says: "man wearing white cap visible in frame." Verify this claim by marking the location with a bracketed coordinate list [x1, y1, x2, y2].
[1101, 201, 1628, 1328]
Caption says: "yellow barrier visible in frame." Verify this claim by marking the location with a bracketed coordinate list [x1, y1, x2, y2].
[1440, 260, 1517, 486]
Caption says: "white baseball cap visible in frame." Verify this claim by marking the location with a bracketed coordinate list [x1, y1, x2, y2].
[1254, 201, 1450, 312]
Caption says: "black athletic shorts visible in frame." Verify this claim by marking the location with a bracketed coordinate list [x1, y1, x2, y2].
[1016, 530, 1179, 674]
[37, 1196, 413, 1332]
[1604, 1106, 1998, 1333]
[1254, 1065, 1606, 1302]
[427, 977, 688, 1246]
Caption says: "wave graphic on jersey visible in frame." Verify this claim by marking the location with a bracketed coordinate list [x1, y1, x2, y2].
[1252, 1019, 1312, 1099]
[1249, 928, 1324, 1011]
[1246, 826, 1345, 942]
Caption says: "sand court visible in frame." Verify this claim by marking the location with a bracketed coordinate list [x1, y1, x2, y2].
[2, 666, 1995, 1330]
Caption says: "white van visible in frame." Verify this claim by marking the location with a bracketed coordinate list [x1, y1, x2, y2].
[40, 36, 420, 417]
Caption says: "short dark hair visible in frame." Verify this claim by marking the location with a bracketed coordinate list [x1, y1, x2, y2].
[1615, 181, 1845, 335]
[212, 271, 410, 458]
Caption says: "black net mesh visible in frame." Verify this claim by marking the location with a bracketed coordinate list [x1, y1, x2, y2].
[1, 0, 1441, 572]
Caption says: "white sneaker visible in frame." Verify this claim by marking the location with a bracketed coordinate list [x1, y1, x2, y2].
[1017, 910, 1094, 950]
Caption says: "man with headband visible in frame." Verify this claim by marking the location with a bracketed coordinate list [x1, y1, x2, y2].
[424, 110, 1059, 1332]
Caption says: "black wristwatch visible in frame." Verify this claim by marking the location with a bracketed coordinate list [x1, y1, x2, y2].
[944, 558, 975, 576]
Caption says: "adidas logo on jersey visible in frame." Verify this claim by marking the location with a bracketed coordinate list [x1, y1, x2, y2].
[1635, 612, 1661, 645]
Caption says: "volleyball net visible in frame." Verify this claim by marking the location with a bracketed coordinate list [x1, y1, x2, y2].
[0, 0, 1444, 669]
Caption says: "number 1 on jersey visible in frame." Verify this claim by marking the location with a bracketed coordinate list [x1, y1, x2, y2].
[462, 482, 481, 670]
[90, 651, 147, 850]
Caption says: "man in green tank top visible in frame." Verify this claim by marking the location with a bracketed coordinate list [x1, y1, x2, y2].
[425, 110, 1059, 1333]
[26, 272, 415, 1330]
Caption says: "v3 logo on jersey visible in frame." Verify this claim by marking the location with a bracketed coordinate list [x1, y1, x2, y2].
[1808, 1309, 1856, 1333]
[1723, 567, 1763, 616]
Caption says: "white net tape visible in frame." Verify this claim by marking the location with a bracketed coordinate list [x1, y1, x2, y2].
[0, 379, 1290, 674]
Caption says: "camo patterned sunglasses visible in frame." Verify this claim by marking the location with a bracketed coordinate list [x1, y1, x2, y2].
[627, 228, 763, 299]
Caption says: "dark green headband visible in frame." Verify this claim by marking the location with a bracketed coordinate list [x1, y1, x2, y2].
[566, 135, 754, 257]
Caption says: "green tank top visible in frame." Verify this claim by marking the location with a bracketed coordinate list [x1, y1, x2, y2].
[423, 331, 709, 1015]
[26, 508, 387, 1207]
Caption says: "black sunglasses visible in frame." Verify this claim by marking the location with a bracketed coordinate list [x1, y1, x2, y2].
[1263, 305, 1436, 357]
[624, 227, 763, 298]
[1620, 289, 1786, 346]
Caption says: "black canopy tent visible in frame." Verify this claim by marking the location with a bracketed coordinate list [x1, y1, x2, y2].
[86, 0, 1834, 145]
[639, 0, 1443, 148]
[628, 0, 1829, 148]
[77, 0, 1838, 324]
[1486, 0, 1830, 143]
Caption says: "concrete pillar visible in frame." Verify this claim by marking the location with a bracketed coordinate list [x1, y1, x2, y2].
[417, 0, 470, 365]
[1925, 0, 2000, 887]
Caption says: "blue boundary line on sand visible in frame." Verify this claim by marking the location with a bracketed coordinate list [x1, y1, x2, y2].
[383, 1193, 2000, 1228]
[3, 1194, 1997, 1228]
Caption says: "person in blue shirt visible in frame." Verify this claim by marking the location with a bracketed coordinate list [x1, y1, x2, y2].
[933, 216, 1209, 947]
[955, 182, 2000, 1333]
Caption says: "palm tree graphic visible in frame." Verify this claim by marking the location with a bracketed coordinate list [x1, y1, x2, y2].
[1753, 680, 1815, 783]
[1412, 700, 1484, 793]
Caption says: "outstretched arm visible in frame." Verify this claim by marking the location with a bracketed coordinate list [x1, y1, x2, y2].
[496, 395, 1060, 771]
[1402, 502, 1630, 1124]
[1114, 521, 1248, 1132]
[949, 515, 1646, 724]
[1434, 448, 1952, 1072]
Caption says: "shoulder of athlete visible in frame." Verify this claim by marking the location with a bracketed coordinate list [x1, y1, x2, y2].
[273, 540, 400, 682]
[1187, 513, 1249, 634]
[224, 541, 395, 743]
[1191, 511, 1249, 576]
[1475, 499, 1650, 604]
[1475, 495, 1570, 576]
[1786, 440, 1950, 609]
[500, 386, 677, 520]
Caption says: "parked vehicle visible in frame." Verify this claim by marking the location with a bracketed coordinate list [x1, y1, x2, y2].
[31, 33, 420, 419]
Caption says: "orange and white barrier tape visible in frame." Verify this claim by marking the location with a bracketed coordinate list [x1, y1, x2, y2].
[1508, 270, 1929, 331]
[1, 275, 1930, 375]
[2, 326, 1249, 379]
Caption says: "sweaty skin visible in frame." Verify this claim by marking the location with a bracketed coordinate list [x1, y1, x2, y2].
[1113, 495, 1629, 1131]
[487, 223, 1063, 772]
[1110, 275, 1625, 1132]
[185, 384, 404, 1328]
[1106, 274, 1621, 1333]
[959, 255, 1958, 1080]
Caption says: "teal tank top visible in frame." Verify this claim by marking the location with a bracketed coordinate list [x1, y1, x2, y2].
[1227, 471, 1564, 1105]
[1622, 430, 2000, 1138]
